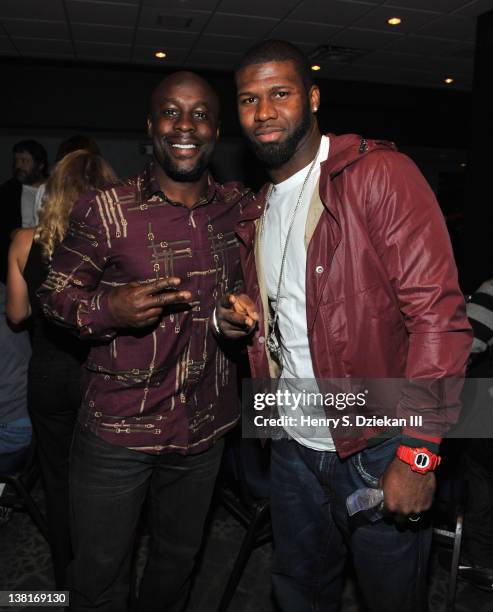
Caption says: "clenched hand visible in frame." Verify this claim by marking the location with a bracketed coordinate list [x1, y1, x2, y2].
[380, 457, 436, 517]
[216, 293, 259, 339]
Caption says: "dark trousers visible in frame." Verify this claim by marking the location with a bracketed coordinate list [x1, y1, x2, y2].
[462, 440, 493, 568]
[28, 360, 80, 589]
[68, 425, 224, 612]
[271, 437, 432, 612]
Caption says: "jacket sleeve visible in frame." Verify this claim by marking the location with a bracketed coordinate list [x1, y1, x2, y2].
[37, 192, 118, 341]
[365, 151, 472, 451]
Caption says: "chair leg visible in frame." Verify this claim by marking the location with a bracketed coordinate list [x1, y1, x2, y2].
[13, 480, 49, 541]
[446, 511, 464, 611]
[218, 505, 269, 612]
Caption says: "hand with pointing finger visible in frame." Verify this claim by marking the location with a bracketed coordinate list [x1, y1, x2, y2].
[216, 293, 259, 339]
[107, 277, 192, 328]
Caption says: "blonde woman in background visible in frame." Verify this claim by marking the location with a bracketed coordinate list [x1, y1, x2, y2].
[7, 150, 117, 588]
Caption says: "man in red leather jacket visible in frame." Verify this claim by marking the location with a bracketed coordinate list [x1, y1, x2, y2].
[216, 40, 472, 611]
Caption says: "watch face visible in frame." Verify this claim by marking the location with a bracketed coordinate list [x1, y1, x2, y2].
[414, 451, 431, 469]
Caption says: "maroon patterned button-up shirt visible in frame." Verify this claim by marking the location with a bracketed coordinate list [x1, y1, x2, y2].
[38, 165, 251, 454]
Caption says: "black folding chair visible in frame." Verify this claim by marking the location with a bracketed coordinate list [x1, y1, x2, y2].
[0, 434, 48, 540]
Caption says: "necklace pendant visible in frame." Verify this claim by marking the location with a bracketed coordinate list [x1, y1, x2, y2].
[266, 331, 281, 360]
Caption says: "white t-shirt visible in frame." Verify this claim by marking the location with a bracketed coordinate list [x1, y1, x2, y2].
[21, 183, 45, 228]
[260, 135, 335, 452]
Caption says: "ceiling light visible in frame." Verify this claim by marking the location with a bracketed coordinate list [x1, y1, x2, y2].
[311, 64, 321, 71]
[444, 77, 454, 84]
[154, 51, 167, 59]
[387, 17, 402, 26]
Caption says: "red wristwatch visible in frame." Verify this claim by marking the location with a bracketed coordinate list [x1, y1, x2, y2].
[396, 445, 441, 474]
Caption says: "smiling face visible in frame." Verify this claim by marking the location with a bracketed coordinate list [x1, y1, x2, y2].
[236, 60, 320, 169]
[148, 73, 219, 183]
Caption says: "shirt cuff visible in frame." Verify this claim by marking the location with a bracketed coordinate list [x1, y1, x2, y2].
[400, 432, 441, 454]
[76, 289, 118, 341]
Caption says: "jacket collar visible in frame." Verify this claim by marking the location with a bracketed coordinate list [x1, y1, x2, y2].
[321, 133, 397, 180]
[239, 133, 397, 223]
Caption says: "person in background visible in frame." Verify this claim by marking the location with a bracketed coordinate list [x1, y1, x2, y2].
[13, 140, 49, 228]
[460, 280, 493, 586]
[0, 281, 31, 473]
[0, 140, 48, 282]
[6, 150, 117, 588]
[32, 133, 103, 226]
[55, 134, 100, 163]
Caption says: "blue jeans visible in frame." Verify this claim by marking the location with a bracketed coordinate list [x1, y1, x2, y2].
[68, 424, 224, 612]
[271, 437, 431, 612]
[0, 417, 31, 472]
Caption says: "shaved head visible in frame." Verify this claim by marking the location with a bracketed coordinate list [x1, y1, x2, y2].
[148, 70, 220, 183]
[150, 71, 219, 118]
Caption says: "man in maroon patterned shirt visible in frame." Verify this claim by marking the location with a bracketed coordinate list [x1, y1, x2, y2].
[38, 72, 250, 611]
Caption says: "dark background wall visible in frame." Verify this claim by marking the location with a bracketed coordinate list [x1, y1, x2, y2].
[1, 58, 471, 146]
[1, 57, 472, 284]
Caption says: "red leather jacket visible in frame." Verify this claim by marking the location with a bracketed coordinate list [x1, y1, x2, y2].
[235, 134, 472, 458]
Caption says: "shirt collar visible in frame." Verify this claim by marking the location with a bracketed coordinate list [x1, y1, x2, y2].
[138, 163, 217, 207]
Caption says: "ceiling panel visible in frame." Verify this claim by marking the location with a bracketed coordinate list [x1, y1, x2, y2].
[353, 6, 443, 33]
[75, 0, 138, 3]
[456, 0, 493, 17]
[195, 34, 255, 53]
[0, 36, 18, 54]
[142, 0, 218, 9]
[76, 41, 131, 59]
[418, 14, 476, 40]
[358, 49, 438, 69]
[15, 37, 74, 57]
[139, 6, 210, 31]
[357, 49, 473, 81]
[382, 0, 470, 12]
[66, 1, 139, 27]
[217, 0, 300, 19]
[0, 0, 65, 20]
[289, 0, 377, 26]
[135, 28, 197, 47]
[385, 34, 464, 56]
[269, 21, 339, 45]
[0, 0, 487, 91]
[2, 19, 70, 39]
[447, 42, 475, 60]
[329, 27, 402, 49]
[204, 13, 277, 37]
[72, 23, 134, 44]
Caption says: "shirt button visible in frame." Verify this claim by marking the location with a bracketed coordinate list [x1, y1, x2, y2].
[315, 265, 324, 274]
[239, 221, 245, 227]
[258, 336, 265, 344]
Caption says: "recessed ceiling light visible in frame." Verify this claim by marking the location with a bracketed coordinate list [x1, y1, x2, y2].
[444, 77, 454, 84]
[155, 51, 167, 59]
[311, 64, 321, 71]
[460, 162, 467, 167]
[387, 17, 402, 26]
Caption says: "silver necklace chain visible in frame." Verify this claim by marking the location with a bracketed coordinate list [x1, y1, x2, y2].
[259, 147, 320, 361]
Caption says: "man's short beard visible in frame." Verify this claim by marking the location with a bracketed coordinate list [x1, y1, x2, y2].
[159, 149, 209, 183]
[247, 102, 312, 169]
[14, 168, 43, 185]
